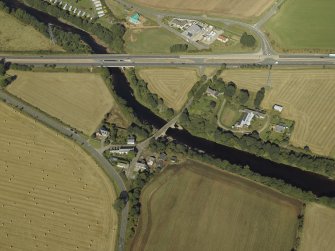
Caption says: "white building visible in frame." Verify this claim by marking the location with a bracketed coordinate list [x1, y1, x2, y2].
[273, 104, 283, 112]
[127, 137, 136, 145]
[234, 112, 255, 128]
[110, 146, 134, 155]
[117, 162, 129, 169]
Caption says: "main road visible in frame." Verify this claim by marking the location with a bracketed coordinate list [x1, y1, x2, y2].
[2, 53, 335, 67]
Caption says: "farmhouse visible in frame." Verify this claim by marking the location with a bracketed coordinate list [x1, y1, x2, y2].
[95, 126, 110, 139]
[135, 162, 148, 172]
[206, 87, 219, 98]
[234, 111, 255, 128]
[274, 124, 288, 133]
[273, 104, 283, 112]
[110, 146, 135, 155]
[146, 156, 156, 166]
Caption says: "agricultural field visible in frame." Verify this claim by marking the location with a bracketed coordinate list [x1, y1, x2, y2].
[130, 0, 274, 19]
[299, 203, 335, 251]
[137, 68, 199, 110]
[132, 161, 301, 251]
[0, 102, 118, 250]
[7, 71, 128, 135]
[220, 69, 335, 156]
[0, 10, 63, 52]
[266, 0, 335, 52]
[124, 28, 194, 54]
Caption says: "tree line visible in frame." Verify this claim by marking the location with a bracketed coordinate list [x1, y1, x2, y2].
[125, 69, 175, 120]
[0, 2, 91, 53]
[23, 0, 126, 53]
[149, 138, 335, 208]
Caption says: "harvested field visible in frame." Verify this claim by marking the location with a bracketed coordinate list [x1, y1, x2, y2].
[138, 68, 198, 111]
[300, 203, 335, 251]
[132, 160, 301, 251]
[7, 71, 127, 135]
[221, 69, 335, 156]
[0, 10, 63, 52]
[130, 0, 274, 19]
[0, 102, 117, 250]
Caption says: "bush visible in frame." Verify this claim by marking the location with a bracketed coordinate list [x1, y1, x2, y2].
[240, 32, 256, 47]
[170, 44, 188, 53]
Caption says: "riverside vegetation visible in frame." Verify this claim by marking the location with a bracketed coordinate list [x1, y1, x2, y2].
[21, 0, 126, 52]
[0, 2, 91, 53]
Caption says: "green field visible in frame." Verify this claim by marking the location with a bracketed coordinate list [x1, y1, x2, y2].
[124, 28, 194, 53]
[0, 10, 62, 52]
[266, 0, 335, 52]
[132, 161, 301, 251]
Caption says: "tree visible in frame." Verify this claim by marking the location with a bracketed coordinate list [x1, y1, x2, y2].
[0, 60, 5, 76]
[170, 44, 188, 53]
[113, 198, 126, 212]
[239, 89, 250, 104]
[240, 32, 256, 47]
[224, 82, 237, 97]
[254, 87, 265, 108]
[210, 100, 217, 108]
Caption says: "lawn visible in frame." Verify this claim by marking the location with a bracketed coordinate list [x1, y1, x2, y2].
[220, 69, 335, 156]
[0, 102, 118, 250]
[7, 71, 128, 135]
[299, 203, 335, 251]
[131, 160, 301, 251]
[0, 10, 63, 52]
[124, 28, 195, 54]
[137, 68, 199, 111]
[220, 102, 241, 127]
[129, 0, 274, 19]
[265, 0, 335, 52]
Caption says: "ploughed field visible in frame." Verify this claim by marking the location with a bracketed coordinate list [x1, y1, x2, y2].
[6, 71, 124, 135]
[0, 102, 118, 250]
[0, 10, 63, 52]
[131, 160, 301, 251]
[266, 0, 335, 52]
[220, 69, 335, 156]
[130, 0, 274, 19]
[300, 203, 335, 251]
[138, 68, 198, 111]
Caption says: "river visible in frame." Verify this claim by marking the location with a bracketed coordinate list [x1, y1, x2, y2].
[110, 68, 335, 197]
[5, 0, 335, 197]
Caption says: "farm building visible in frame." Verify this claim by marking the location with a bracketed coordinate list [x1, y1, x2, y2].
[127, 136, 136, 145]
[182, 24, 203, 41]
[110, 146, 135, 155]
[217, 35, 229, 43]
[234, 112, 255, 128]
[129, 13, 141, 25]
[117, 162, 129, 169]
[95, 126, 110, 139]
[273, 104, 283, 112]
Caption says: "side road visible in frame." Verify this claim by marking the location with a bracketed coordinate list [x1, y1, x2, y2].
[0, 90, 128, 251]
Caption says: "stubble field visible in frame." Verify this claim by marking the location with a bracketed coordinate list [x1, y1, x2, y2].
[220, 69, 335, 156]
[0, 10, 63, 52]
[299, 203, 335, 251]
[0, 102, 118, 250]
[7, 71, 126, 135]
[131, 161, 301, 251]
[130, 0, 274, 19]
[138, 68, 198, 111]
